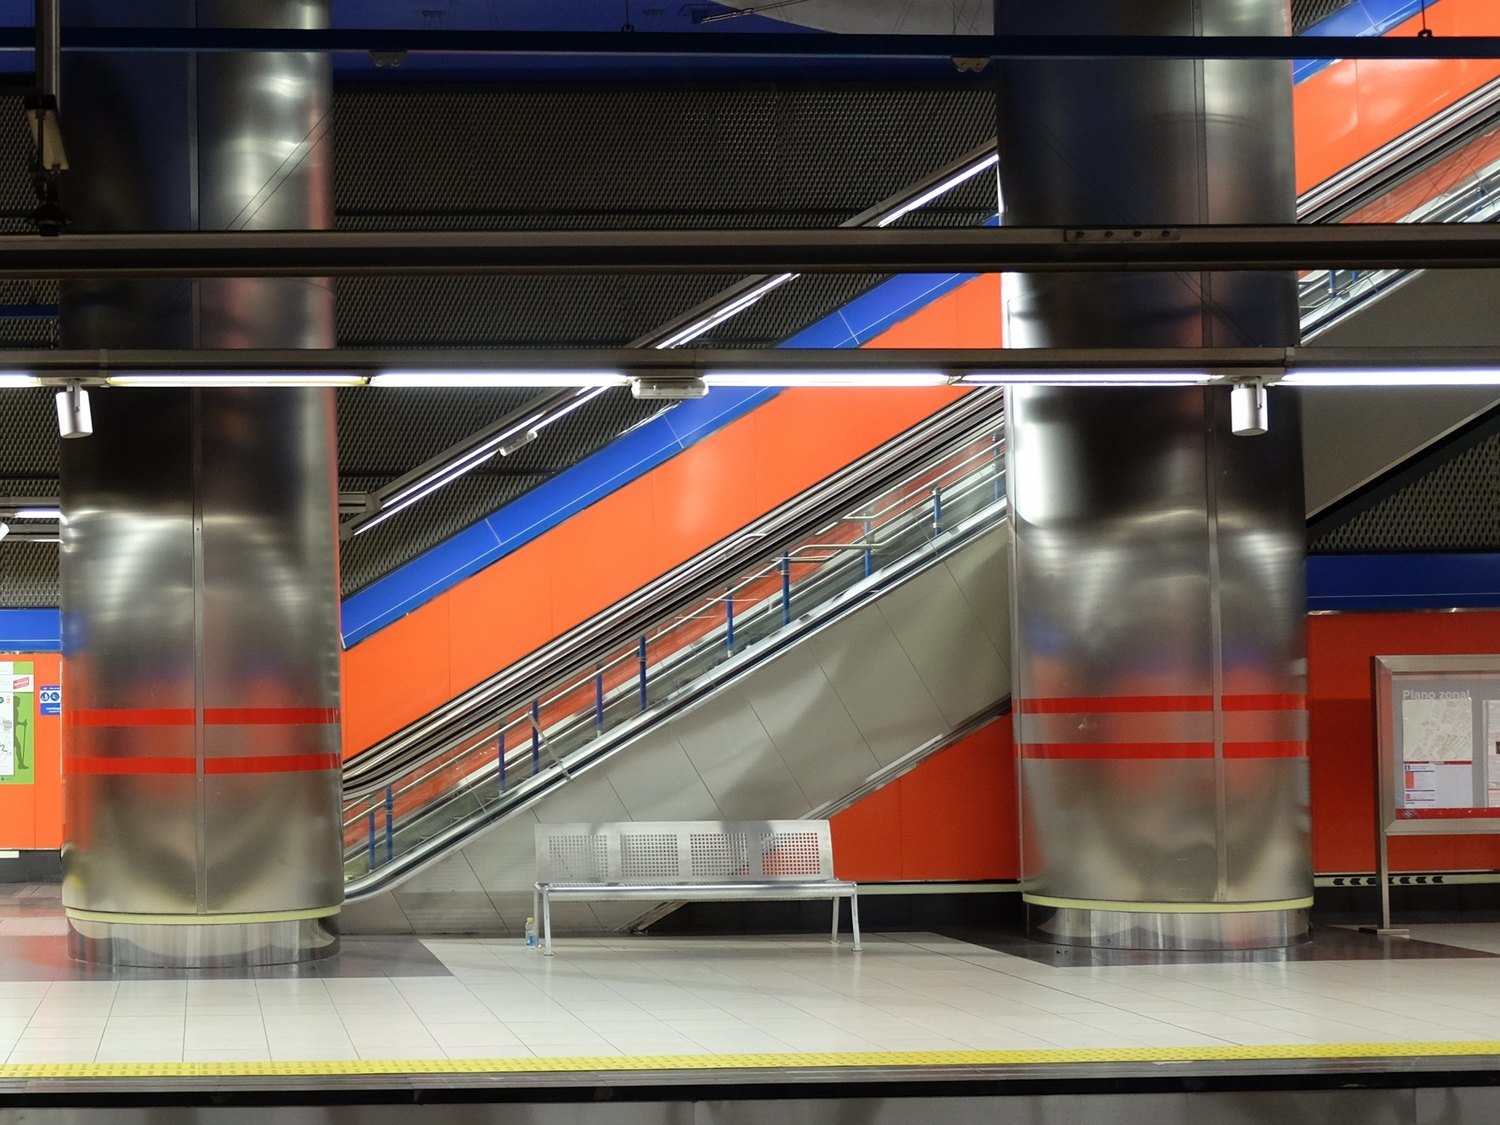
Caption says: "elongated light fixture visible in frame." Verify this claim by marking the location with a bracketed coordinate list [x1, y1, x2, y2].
[106, 373, 369, 387]
[368, 371, 629, 388]
[1277, 369, 1500, 386]
[704, 370, 951, 387]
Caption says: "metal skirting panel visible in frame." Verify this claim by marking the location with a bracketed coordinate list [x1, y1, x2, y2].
[340, 523, 1009, 936]
[0, 1072, 1497, 1122]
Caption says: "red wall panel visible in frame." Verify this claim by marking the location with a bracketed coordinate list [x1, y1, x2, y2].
[1308, 610, 1500, 874]
[830, 716, 1018, 882]
[1294, 0, 1500, 192]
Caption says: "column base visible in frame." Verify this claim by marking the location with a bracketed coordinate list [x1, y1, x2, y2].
[1025, 897, 1311, 950]
[66, 910, 339, 968]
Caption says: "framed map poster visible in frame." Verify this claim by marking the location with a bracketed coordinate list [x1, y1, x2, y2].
[0, 660, 35, 786]
[1374, 654, 1500, 835]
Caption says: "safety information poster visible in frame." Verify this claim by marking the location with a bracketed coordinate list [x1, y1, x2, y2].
[0, 660, 35, 786]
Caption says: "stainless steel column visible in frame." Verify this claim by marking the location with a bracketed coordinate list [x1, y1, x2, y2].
[58, 0, 341, 967]
[998, 0, 1312, 948]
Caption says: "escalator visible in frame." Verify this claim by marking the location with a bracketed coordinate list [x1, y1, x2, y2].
[341, 391, 1010, 931]
[336, 5, 1500, 932]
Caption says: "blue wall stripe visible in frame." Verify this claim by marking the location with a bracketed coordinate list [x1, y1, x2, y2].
[0, 609, 60, 652]
[1295, 0, 1432, 84]
[1308, 553, 1500, 611]
[337, 269, 978, 647]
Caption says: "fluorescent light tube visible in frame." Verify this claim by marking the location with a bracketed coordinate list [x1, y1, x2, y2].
[1279, 369, 1500, 386]
[960, 371, 1216, 386]
[369, 371, 629, 388]
[0, 374, 38, 387]
[107, 373, 369, 387]
[703, 371, 951, 387]
[875, 153, 1000, 228]
[14, 508, 60, 519]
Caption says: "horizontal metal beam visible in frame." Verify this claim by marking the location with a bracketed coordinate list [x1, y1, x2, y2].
[0, 29, 1497, 62]
[6, 224, 1500, 278]
[8, 345, 1500, 380]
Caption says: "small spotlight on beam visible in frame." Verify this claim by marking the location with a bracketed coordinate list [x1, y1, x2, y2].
[1230, 381, 1267, 437]
[55, 382, 92, 439]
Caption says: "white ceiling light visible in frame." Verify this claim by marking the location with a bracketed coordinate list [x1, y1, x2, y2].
[106, 373, 369, 387]
[14, 508, 60, 519]
[1278, 369, 1500, 386]
[959, 371, 1217, 386]
[368, 371, 629, 388]
[703, 371, 952, 387]
[875, 152, 1000, 228]
[653, 274, 800, 350]
[0, 374, 39, 387]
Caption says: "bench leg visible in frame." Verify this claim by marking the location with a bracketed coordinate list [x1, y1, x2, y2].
[543, 891, 555, 956]
[830, 896, 840, 947]
[850, 891, 862, 952]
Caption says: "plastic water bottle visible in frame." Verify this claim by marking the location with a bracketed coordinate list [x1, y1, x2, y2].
[524, 916, 538, 950]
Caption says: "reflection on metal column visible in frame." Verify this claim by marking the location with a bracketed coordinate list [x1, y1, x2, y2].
[58, 0, 341, 967]
[997, 0, 1311, 948]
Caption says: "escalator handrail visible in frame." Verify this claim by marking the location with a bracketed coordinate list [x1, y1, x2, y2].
[342, 388, 1005, 797]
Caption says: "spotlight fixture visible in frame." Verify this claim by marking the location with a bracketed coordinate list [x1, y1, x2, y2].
[55, 382, 92, 439]
[631, 377, 709, 401]
[1231, 381, 1268, 437]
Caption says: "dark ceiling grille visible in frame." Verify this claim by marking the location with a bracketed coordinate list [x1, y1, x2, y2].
[1310, 433, 1500, 553]
[0, 83, 1003, 605]
[1292, 0, 1361, 34]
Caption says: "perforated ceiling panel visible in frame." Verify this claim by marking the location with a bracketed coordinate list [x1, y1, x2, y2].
[1292, 0, 1361, 33]
[0, 84, 1003, 604]
[1310, 434, 1500, 553]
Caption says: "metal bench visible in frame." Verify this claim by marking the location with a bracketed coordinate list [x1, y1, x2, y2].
[533, 820, 861, 956]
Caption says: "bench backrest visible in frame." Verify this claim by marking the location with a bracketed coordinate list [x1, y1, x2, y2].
[535, 820, 838, 885]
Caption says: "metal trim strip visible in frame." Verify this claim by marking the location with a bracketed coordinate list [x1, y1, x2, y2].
[1022, 894, 1315, 913]
[64, 906, 339, 925]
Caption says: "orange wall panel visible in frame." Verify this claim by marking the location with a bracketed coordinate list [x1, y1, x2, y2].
[341, 599, 452, 757]
[1294, 2, 1500, 192]
[830, 716, 1018, 882]
[0, 653, 63, 851]
[1307, 610, 1500, 874]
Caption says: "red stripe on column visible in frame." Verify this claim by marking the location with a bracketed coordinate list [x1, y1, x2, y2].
[1224, 741, 1308, 759]
[66, 753, 340, 776]
[1021, 743, 1215, 760]
[1019, 696, 1213, 714]
[205, 753, 341, 774]
[67, 756, 195, 776]
[203, 707, 340, 726]
[66, 706, 339, 727]
[1222, 694, 1307, 711]
[67, 708, 195, 728]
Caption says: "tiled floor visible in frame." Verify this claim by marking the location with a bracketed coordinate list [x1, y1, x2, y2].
[7, 884, 1500, 1068]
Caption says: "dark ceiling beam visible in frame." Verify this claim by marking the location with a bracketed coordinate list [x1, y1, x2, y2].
[0, 29, 1497, 62]
[10, 345, 1500, 379]
[5, 225, 1500, 278]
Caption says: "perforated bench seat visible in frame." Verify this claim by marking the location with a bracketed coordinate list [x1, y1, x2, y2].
[533, 820, 861, 955]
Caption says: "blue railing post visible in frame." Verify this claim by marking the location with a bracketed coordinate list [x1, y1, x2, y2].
[383, 786, 394, 863]
[638, 635, 649, 710]
[530, 700, 541, 773]
[367, 810, 377, 869]
[862, 518, 873, 578]
[498, 727, 507, 792]
[725, 590, 735, 654]
[932, 485, 943, 532]
[595, 667, 605, 731]
[780, 553, 791, 626]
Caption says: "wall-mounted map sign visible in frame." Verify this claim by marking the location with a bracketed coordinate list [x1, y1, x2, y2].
[0, 661, 34, 786]
[1375, 654, 1500, 834]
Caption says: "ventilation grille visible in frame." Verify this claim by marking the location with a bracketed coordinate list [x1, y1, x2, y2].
[1292, 0, 1362, 34]
[1311, 433, 1500, 552]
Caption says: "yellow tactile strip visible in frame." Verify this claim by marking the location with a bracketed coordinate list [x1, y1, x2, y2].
[3, 1043, 1500, 1080]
